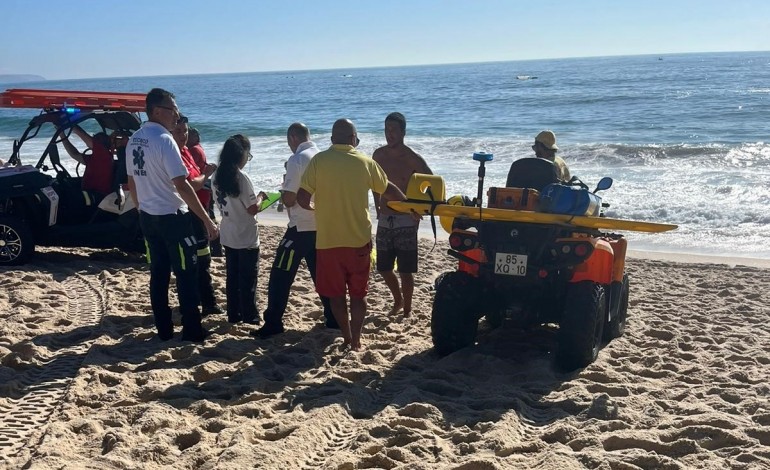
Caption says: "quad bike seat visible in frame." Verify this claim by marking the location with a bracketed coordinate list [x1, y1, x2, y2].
[506, 157, 559, 191]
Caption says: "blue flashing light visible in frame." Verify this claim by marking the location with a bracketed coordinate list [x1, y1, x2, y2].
[472, 152, 493, 162]
[64, 107, 80, 114]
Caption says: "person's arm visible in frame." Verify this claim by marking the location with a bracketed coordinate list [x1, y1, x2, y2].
[245, 191, 268, 215]
[372, 190, 382, 218]
[172, 176, 219, 240]
[381, 181, 407, 203]
[297, 188, 313, 210]
[281, 157, 303, 207]
[71, 125, 94, 148]
[59, 131, 87, 165]
[371, 148, 384, 216]
[188, 173, 206, 191]
[281, 190, 297, 207]
[127, 175, 139, 208]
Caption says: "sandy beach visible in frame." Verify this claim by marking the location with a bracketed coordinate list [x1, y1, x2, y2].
[1, 223, 768, 469]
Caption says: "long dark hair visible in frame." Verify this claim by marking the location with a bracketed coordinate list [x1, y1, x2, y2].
[214, 134, 250, 197]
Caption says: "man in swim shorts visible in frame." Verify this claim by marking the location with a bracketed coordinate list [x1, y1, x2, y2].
[372, 112, 432, 317]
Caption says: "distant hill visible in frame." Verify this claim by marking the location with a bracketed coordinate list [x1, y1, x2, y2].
[0, 74, 46, 85]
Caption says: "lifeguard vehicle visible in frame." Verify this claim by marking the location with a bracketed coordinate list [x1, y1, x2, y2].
[0, 88, 146, 265]
[389, 152, 677, 370]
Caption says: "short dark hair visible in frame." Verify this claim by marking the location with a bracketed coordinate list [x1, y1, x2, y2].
[287, 122, 310, 141]
[385, 112, 406, 133]
[146, 88, 175, 115]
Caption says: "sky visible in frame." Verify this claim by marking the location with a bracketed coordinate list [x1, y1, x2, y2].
[1, 0, 769, 80]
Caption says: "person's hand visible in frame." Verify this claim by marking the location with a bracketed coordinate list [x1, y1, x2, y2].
[410, 209, 423, 222]
[204, 163, 217, 177]
[205, 219, 219, 241]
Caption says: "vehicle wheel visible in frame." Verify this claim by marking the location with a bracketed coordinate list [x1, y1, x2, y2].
[604, 273, 629, 341]
[556, 281, 606, 371]
[0, 216, 34, 265]
[431, 272, 481, 356]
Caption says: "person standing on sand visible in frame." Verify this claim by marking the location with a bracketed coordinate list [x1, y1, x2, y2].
[171, 115, 221, 317]
[188, 127, 223, 257]
[297, 119, 406, 351]
[126, 88, 218, 342]
[372, 112, 432, 318]
[255, 123, 336, 339]
[213, 134, 268, 325]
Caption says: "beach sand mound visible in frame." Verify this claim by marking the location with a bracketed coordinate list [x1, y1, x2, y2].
[1, 224, 768, 469]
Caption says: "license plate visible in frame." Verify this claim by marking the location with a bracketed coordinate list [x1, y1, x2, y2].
[494, 252, 528, 276]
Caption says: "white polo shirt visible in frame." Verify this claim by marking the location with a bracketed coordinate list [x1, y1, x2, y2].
[126, 121, 188, 215]
[283, 140, 318, 232]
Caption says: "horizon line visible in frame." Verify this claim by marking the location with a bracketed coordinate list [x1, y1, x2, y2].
[5, 49, 770, 83]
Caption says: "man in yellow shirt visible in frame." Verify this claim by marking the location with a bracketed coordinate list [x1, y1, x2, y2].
[298, 119, 405, 351]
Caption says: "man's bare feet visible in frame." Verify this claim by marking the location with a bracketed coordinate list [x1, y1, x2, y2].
[388, 299, 404, 316]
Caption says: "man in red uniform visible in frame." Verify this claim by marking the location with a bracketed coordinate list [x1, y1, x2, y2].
[188, 127, 222, 257]
[171, 115, 221, 315]
[59, 124, 115, 195]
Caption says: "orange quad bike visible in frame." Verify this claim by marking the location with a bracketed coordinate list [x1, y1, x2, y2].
[389, 153, 676, 371]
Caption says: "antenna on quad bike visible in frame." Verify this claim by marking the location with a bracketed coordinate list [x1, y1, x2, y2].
[472, 152, 493, 207]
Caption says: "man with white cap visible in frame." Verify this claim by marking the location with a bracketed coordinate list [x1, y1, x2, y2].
[532, 130, 571, 182]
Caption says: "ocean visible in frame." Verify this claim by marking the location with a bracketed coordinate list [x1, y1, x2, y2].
[1, 52, 768, 259]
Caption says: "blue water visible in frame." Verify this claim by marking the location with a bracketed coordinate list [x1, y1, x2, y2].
[2, 52, 769, 259]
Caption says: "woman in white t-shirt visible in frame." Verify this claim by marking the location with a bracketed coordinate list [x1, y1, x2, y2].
[212, 135, 267, 324]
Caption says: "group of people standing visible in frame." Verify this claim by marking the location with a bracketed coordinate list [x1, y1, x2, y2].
[125, 88, 432, 350]
[124, 87, 569, 351]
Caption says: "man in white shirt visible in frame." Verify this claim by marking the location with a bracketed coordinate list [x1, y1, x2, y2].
[126, 88, 218, 342]
[255, 123, 335, 338]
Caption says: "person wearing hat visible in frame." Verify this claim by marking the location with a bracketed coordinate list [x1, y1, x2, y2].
[532, 130, 571, 182]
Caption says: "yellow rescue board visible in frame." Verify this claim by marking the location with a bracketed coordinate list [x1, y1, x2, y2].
[388, 201, 677, 234]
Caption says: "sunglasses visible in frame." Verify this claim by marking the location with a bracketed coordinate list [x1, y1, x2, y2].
[247, 152, 253, 161]
[177, 115, 189, 125]
[156, 104, 179, 115]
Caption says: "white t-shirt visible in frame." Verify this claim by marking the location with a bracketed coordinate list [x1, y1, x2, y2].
[126, 121, 188, 215]
[282, 141, 318, 232]
[215, 170, 259, 249]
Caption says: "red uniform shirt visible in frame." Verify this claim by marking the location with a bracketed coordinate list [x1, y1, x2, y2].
[180, 146, 210, 208]
[81, 140, 114, 195]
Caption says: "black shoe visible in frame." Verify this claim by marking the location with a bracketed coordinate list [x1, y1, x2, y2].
[201, 305, 223, 317]
[243, 317, 262, 326]
[252, 324, 284, 339]
[158, 330, 174, 341]
[181, 328, 210, 342]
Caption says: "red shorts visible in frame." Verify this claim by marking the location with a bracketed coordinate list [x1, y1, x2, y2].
[316, 243, 371, 298]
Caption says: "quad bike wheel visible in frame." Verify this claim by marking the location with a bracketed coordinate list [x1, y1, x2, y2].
[431, 272, 481, 356]
[0, 216, 34, 265]
[556, 281, 606, 371]
[604, 273, 629, 341]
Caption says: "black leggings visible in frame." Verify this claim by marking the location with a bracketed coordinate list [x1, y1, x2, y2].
[224, 246, 260, 323]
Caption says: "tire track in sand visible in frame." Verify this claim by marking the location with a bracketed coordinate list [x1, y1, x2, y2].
[0, 272, 105, 463]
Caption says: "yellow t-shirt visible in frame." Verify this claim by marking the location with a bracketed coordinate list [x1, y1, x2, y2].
[301, 144, 388, 249]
